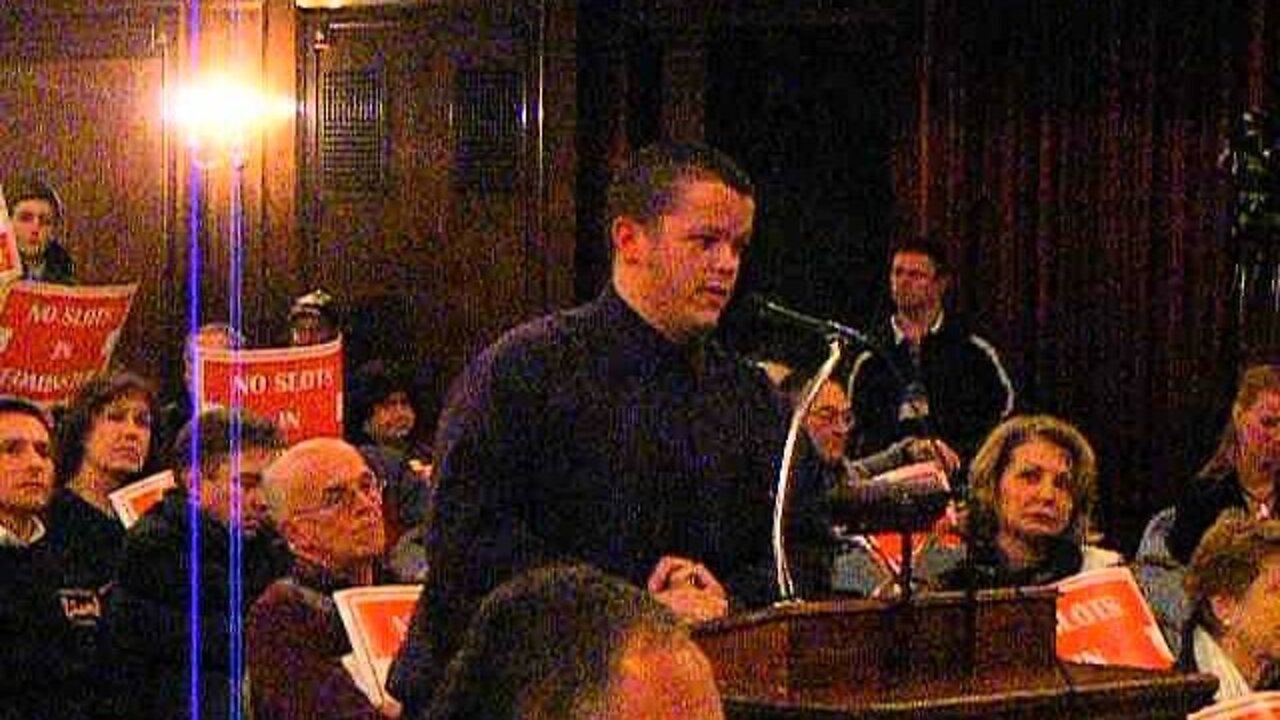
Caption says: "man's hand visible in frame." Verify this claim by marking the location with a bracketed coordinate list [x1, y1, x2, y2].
[646, 555, 729, 623]
[907, 437, 961, 475]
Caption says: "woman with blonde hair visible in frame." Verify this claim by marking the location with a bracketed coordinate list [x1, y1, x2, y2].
[1168, 364, 1280, 564]
[936, 414, 1120, 589]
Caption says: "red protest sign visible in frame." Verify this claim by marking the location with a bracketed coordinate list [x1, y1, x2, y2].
[197, 338, 343, 444]
[1055, 565, 1174, 670]
[334, 584, 423, 706]
[0, 282, 136, 404]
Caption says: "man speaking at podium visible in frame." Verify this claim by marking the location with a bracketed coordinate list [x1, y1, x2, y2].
[389, 143, 831, 714]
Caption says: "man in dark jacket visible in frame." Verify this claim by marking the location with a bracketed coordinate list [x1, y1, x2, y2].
[6, 175, 75, 283]
[848, 236, 1015, 465]
[0, 396, 100, 719]
[388, 142, 833, 715]
[101, 408, 290, 719]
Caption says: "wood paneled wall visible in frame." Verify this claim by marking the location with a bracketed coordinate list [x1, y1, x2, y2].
[1, 0, 577, 415]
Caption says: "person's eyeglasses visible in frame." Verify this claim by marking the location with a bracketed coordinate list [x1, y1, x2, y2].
[295, 473, 384, 517]
[809, 407, 853, 428]
[13, 210, 57, 227]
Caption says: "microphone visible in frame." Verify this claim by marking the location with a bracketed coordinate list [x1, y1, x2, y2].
[748, 294, 873, 345]
[830, 461, 951, 534]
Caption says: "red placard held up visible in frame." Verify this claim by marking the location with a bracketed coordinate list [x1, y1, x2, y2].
[1055, 565, 1175, 670]
[0, 282, 137, 405]
[334, 584, 423, 706]
[197, 338, 344, 444]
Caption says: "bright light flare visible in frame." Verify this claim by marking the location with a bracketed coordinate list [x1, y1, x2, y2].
[168, 76, 293, 157]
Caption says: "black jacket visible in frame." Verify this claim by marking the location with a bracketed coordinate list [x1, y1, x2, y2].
[1167, 471, 1257, 565]
[0, 530, 104, 720]
[849, 313, 1014, 463]
[100, 488, 292, 720]
[22, 240, 76, 284]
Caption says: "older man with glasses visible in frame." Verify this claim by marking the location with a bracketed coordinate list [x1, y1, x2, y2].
[248, 437, 397, 719]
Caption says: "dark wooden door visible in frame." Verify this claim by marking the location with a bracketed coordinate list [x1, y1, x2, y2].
[298, 3, 546, 409]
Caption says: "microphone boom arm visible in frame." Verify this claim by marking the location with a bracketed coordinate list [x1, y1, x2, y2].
[773, 335, 845, 603]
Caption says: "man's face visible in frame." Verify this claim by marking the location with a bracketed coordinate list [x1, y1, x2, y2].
[366, 391, 416, 445]
[83, 393, 152, 479]
[1218, 553, 1280, 664]
[890, 251, 946, 316]
[606, 636, 724, 720]
[194, 447, 278, 535]
[995, 437, 1075, 546]
[617, 179, 755, 343]
[281, 443, 385, 570]
[11, 198, 57, 258]
[289, 313, 336, 346]
[805, 380, 852, 464]
[0, 412, 55, 523]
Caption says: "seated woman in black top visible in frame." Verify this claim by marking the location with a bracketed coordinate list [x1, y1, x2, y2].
[47, 371, 161, 590]
[1169, 364, 1280, 565]
[936, 414, 1120, 590]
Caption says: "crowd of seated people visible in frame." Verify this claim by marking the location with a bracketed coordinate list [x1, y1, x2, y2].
[6, 158, 1280, 717]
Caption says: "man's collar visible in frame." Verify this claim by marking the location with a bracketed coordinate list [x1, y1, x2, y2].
[0, 515, 46, 547]
[892, 309, 945, 344]
[1194, 626, 1254, 701]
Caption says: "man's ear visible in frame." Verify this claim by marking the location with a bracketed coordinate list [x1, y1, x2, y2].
[1210, 593, 1239, 631]
[611, 216, 646, 265]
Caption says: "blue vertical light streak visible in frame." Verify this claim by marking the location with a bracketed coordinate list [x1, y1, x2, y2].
[185, 1, 203, 718]
[228, 151, 246, 720]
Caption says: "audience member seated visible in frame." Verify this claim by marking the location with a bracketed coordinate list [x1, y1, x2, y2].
[348, 359, 433, 582]
[778, 369, 959, 479]
[847, 235, 1014, 463]
[248, 437, 395, 719]
[102, 408, 290, 720]
[48, 371, 160, 590]
[0, 397, 98, 719]
[1183, 510, 1280, 701]
[289, 288, 341, 346]
[425, 564, 723, 720]
[1169, 364, 1280, 565]
[157, 322, 246, 454]
[934, 414, 1121, 590]
[7, 175, 74, 283]
[768, 367, 959, 596]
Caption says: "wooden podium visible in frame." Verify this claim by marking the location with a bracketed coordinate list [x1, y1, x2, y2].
[693, 588, 1217, 719]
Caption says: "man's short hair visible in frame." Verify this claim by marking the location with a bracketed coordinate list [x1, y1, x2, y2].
[6, 175, 64, 220]
[289, 288, 339, 326]
[967, 414, 1097, 545]
[605, 142, 754, 231]
[171, 407, 284, 480]
[0, 396, 54, 435]
[1185, 509, 1280, 634]
[889, 236, 951, 276]
[427, 564, 687, 720]
[184, 322, 246, 364]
